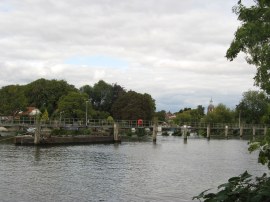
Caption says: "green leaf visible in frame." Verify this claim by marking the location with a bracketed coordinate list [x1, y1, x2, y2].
[240, 171, 252, 180]
[248, 142, 261, 153]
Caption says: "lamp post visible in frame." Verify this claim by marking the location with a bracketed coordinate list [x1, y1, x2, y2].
[85, 100, 89, 127]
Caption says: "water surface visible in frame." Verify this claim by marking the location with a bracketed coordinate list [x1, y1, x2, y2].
[0, 136, 268, 201]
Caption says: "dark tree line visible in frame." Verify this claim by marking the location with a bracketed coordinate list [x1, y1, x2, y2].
[0, 78, 156, 121]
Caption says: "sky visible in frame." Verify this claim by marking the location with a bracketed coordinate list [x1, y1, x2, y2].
[0, 0, 258, 112]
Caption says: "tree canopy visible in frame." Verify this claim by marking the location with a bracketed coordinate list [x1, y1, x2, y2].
[226, 0, 270, 93]
[25, 78, 77, 115]
[174, 105, 205, 124]
[0, 85, 27, 115]
[80, 80, 126, 115]
[57, 92, 92, 119]
[111, 91, 156, 120]
[236, 90, 269, 124]
[0, 78, 156, 121]
[203, 104, 235, 123]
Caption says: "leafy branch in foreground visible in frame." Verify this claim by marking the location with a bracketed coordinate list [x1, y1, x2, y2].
[193, 171, 270, 202]
[249, 138, 270, 170]
[193, 131, 270, 202]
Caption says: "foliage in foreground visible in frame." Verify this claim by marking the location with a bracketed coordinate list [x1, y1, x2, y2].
[194, 1, 270, 200]
[193, 171, 270, 202]
[193, 130, 270, 202]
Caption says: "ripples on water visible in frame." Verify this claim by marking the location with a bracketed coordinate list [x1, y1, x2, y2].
[0, 136, 268, 202]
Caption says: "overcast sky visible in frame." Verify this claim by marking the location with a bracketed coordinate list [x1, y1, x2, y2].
[0, 0, 257, 112]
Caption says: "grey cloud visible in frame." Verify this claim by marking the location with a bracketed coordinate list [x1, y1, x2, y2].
[0, 0, 258, 112]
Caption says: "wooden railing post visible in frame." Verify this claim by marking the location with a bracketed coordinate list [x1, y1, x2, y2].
[34, 118, 41, 145]
[113, 123, 120, 143]
[253, 126, 256, 136]
[207, 124, 210, 139]
[152, 118, 158, 143]
[225, 125, 228, 138]
[240, 125, 243, 137]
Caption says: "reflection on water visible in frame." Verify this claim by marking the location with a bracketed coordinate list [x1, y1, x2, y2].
[0, 136, 268, 202]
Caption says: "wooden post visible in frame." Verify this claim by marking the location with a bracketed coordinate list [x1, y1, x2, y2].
[183, 125, 187, 140]
[34, 119, 41, 145]
[253, 126, 256, 136]
[114, 123, 120, 143]
[240, 125, 243, 137]
[225, 125, 228, 139]
[207, 124, 210, 139]
[152, 119, 158, 143]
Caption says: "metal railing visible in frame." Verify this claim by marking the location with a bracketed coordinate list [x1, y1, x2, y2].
[0, 117, 269, 130]
[0, 118, 155, 128]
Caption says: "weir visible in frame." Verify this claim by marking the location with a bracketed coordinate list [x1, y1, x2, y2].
[0, 118, 267, 145]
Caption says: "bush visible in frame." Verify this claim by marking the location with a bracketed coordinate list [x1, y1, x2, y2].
[136, 128, 146, 137]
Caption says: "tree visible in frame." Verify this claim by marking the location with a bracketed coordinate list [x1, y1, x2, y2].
[80, 81, 126, 115]
[236, 90, 269, 124]
[226, 0, 270, 93]
[57, 92, 93, 119]
[178, 107, 191, 113]
[174, 105, 205, 124]
[0, 85, 27, 115]
[155, 110, 166, 122]
[90, 80, 113, 112]
[111, 83, 126, 107]
[196, 105, 205, 117]
[24, 78, 77, 116]
[79, 85, 93, 97]
[203, 104, 235, 123]
[174, 110, 193, 123]
[111, 91, 156, 120]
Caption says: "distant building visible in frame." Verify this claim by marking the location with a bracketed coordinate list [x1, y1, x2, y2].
[166, 111, 176, 120]
[207, 98, 214, 114]
[19, 107, 41, 117]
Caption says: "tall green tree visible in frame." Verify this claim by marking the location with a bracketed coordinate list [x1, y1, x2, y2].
[111, 83, 126, 107]
[79, 85, 93, 97]
[236, 90, 269, 124]
[0, 85, 27, 115]
[82, 81, 126, 114]
[57, 92, 93, 119]
[226, 0, 270, 93]
[24, 78, 77, 116]
[91, 80, 113, 112]
[111, 91, 155, 120]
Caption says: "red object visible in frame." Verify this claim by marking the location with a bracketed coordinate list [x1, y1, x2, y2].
[137, 119, 143, 126]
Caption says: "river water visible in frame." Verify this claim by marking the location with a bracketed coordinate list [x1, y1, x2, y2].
[0, 136, 268, 202]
